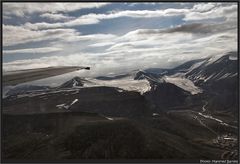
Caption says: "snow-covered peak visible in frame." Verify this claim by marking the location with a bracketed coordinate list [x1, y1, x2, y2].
[90, 77, 151, 95]
[163, 75, 202, 95]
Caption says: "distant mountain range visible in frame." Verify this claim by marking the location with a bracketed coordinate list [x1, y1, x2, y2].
[5, 52, 238, 115]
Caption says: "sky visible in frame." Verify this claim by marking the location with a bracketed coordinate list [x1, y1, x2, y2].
[2, 2, 238, 77]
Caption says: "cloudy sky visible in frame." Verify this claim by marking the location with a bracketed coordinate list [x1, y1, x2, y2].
[2, 2, 238, 76]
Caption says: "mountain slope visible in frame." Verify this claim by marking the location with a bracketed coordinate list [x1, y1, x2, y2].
[58, 76, 95, 88]
[186, 52, 238, 86]
[6, 85, 50, 97]
[144, 82, 191, 111]
[185, 52, 238, 113]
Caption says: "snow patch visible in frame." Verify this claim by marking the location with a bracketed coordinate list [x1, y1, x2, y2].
[204, 74, 215, 82]
[230, 73, 237, 77]
[70, 99, 78, 106]
[73, 79, 78, 87]
[186, 61, 206, 73]
[205, 55, 224, 66]
[217, 73, 231, 80]
[56, 103, 69, 110]
[105, 117, 114, 121]
[90, 78, 151, 95]
[198, 112, 223, 123]
[198, 112, 237, 129]
[229, 56, 237, 60]
[56, 98, 78, 110]
[163, 75, 202, 95]
[117, 89, 124, 92]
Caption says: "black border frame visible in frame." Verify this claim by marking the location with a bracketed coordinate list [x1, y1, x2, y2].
[0, 0, 239, 163]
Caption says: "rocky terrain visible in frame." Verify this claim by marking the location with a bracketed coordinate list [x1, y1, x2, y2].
[2, 52, 238, 161]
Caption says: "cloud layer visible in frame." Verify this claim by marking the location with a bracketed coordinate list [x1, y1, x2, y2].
[2, 2, 238, 76]
[3, 3, 109, 17]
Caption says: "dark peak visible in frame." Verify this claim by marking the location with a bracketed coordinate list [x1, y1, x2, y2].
[59, 76, 84, 88]
[173, 58, 207, 70]
[6, 85, 49, 96]
[212, 52, 237, 64]
[207, 51, 237, 63]
[134, 70, 149, 80]
[72, 76, 83, 82]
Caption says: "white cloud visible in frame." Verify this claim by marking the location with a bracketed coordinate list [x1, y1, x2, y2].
[23, 9, 188, 30]
[184, 3, 237, 21]
[3, 47, 62, 55]
[99, 21, 237, 70]
[89, 42, 115, 47]
[3, 24, 117, 58]
[3, 3, 109, 17]
[40, 13, 74, 21]
[15, 3, 237, 31]
[3, 24, 237, 75]
[192, 3, 217, 12]
[3, 25, 81, 46]
[3, 21, 237, 75]
[23, 17, 100, 30]
[2, 3, 238, 76]
[3, 25, 115, 47]
[86, 8, 188, 19]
